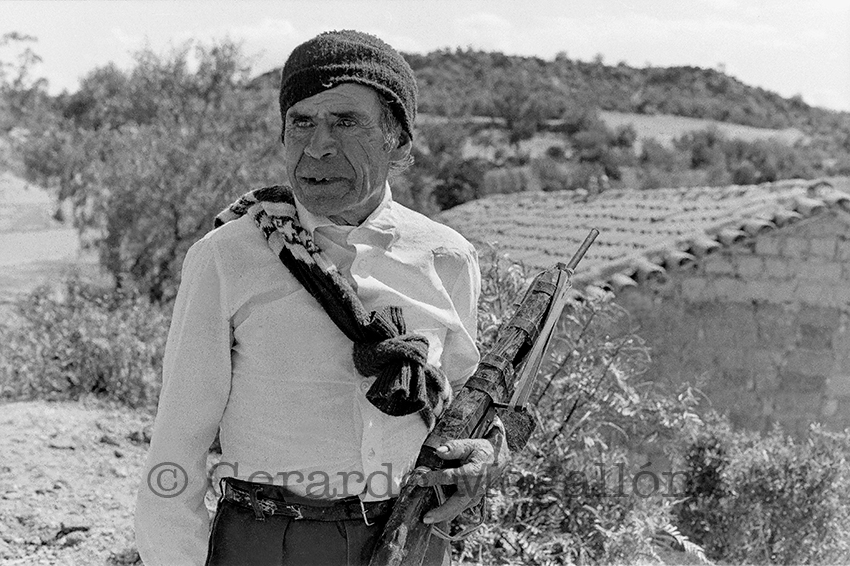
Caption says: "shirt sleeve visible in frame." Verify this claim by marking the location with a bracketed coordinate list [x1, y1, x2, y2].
[436, 245, 482, 392]
[134, 237, 232, 566]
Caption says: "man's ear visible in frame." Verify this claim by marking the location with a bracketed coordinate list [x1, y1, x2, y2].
[389, 132, 412, 161]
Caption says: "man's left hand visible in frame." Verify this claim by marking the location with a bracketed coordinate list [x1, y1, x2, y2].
[415, 422, 510, 524]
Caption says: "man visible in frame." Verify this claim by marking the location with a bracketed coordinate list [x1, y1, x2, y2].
[135, 30, 506, 566]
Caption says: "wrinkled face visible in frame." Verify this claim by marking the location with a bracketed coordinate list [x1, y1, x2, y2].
[283, 83, 405, 226]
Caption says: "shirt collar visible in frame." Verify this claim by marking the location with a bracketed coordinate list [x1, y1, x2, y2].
[294, 182, 398, 247]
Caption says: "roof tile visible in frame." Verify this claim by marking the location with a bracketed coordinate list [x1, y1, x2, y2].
[438, 179, 844, 288]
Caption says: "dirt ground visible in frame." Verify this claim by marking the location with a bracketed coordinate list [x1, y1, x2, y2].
[0, 172, 145, 565]
[0, 399, 153, 565]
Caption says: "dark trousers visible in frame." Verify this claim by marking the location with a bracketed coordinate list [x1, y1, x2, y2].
[205, 483, 450, 566]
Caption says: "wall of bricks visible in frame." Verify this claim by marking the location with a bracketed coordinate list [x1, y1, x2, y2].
[615, 210, 850, 436]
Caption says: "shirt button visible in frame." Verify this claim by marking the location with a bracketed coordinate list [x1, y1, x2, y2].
[367, 448, 376, 459]
[360, 381, 370, 392]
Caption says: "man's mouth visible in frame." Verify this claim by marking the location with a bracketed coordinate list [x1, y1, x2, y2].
[299, 176, 347, 186]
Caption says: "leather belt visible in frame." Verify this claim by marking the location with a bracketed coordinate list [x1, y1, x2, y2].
[222, 478, 396, 523]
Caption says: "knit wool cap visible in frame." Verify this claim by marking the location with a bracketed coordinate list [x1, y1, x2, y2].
[279, 30, 418, 142]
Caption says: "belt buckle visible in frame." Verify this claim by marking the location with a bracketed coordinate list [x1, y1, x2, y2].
[358, 496, 373, 526]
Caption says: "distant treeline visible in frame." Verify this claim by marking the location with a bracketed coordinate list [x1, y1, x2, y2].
[401, 48, 850, 138]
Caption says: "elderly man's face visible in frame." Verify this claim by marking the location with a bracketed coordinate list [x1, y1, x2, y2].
[283, 83, 408, 225]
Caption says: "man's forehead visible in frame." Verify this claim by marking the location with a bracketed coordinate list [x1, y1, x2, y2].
[287, 83, 381, 116]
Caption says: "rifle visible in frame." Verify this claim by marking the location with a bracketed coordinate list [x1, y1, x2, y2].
[370, 229, 599, 566]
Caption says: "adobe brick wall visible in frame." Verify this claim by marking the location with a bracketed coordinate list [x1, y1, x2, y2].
[614, 210, 850, 436]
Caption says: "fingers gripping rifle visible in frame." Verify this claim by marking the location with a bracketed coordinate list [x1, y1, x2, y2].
[370, 229, 599, 566]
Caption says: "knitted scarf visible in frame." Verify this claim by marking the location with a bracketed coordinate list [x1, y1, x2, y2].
[214, 185, 452, 430]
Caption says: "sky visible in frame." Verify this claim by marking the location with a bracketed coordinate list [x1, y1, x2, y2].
[3, 0, 850, 113]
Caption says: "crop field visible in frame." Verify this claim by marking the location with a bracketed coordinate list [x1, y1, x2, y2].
[600, 110, 808, 150]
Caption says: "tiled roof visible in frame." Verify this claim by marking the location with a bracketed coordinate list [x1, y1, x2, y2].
[438, 179, 850, 292]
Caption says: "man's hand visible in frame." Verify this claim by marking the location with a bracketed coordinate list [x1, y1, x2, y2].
[414, 421, 510, 525]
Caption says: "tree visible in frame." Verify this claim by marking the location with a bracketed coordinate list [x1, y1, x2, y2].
[489, 64, 562, 148]
[0, 32, 49, 132]
[22, 40, 286, 303]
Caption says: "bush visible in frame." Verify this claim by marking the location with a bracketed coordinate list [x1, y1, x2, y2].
[0, 273, 168, 408]
[677, 417, 850, 564]
[458, 247, 709, 565]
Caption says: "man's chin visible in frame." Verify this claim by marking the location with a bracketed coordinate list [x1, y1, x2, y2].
[298, 195, 350, 219]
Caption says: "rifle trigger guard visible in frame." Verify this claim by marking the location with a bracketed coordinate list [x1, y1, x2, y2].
[429, 486, 487, 542]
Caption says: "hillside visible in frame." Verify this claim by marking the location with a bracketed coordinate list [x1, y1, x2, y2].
[402, 49, 850, 138]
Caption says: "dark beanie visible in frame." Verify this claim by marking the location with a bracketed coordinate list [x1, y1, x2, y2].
[279, 30, 417, 142]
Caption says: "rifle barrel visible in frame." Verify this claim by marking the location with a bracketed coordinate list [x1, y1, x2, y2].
[564, 229, 599, 271]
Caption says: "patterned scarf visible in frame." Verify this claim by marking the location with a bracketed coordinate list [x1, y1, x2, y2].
[214, 185, 452, 430]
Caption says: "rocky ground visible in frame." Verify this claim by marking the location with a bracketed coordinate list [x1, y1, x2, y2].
[0, 400, 152, 565]
[0, 171, 146, 565]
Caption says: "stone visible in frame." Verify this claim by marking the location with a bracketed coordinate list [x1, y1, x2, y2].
[763, 257, 790, 279]
[712, 277, 748, 302]
[797, 323, 834, 350]
[798, 260, 842, 282]
[778, 370, 827, 394]
[827, 375, 850, 397]
[99, 434, 120, 447]
[704, 256, 735, 275]
[755, 303, 796, 347]
[784, 349, 835, 378]
[810, 237, 838, 259]
[837, 240, 850, 261]
[736, 255, 765, 279]
[61, 531, 86, 547]
[755, 236, 781, 256]
[797, 284, 835, 307]
[681, 277, 708, 301]
[783, 237, 809, 258]
[822, 398, 839, 416]
[774, 391, 823, 415]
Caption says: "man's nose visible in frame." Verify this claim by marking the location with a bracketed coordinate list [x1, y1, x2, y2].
[304, 124, 337, 159]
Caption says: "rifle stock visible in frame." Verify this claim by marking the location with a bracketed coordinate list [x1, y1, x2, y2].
[370, 230, 598, 566]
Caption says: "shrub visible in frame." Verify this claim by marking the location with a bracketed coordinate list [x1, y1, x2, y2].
[0, 273, 168, 408]
[459, 248, 709, 565]
[677, 417, 850, 564]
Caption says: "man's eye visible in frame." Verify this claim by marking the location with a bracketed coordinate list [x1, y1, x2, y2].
[336, 118, 357, 128]
[292, 118, 313, 128]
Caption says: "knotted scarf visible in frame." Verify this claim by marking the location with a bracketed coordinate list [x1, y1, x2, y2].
[214, 185, 452, 430]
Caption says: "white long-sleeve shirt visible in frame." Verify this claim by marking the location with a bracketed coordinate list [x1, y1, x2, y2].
[134, 187, 481, 566]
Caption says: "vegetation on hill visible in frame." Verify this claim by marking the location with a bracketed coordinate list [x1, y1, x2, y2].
[392, 49, 850, 208]
[404, 48, 850, 138]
